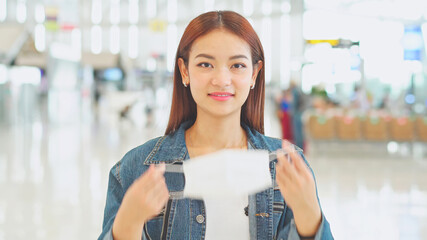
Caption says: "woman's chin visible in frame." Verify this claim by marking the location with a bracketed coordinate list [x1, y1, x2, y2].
[200, 108, 241, 119]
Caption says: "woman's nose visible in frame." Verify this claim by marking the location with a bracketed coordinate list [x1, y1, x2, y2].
[211, 67, 232, 87]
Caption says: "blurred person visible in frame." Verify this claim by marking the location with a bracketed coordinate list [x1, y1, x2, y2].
[119, 100, 138, 126]
[119, 105, 131, 120]
[276, 89, 293, 142]
[379, 87, 391, 110]
[93, 80, 106, 123]
[351, 84, 370, 112]
[142, 87, 155, 127]
[289, 81, 306, 150]
[99, 11, 333, 240]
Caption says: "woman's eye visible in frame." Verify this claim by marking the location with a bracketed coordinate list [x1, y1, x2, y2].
[198, 63, 212, 68]
[232, 63, 246, 69]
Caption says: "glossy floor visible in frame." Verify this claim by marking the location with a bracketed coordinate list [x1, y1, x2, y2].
[1, 105, 426, 240]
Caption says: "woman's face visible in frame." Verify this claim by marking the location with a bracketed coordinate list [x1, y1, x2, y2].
[178, 29, 262, 119]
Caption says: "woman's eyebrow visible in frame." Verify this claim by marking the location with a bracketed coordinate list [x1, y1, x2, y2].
[229, 55, 248, 60]
[194, 53, 248, 60]
[195, 53, 214, 59]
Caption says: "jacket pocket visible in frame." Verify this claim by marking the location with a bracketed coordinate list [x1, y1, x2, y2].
[144, 199, 174, 240]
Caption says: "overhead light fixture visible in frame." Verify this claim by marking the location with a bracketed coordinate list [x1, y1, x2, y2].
[35, 24, 45, 52]
[110, 25, 120, 54]
[128, 25, 138, 59]
[129, 0, 139, 24]
[16, 0, 26, 23]
[167, 0, 177, 23]
[91, 25, 102, 54]
[147, 0, 156, 19]
[0, 0, 7, 22]
[91, 0, 102, 24]
[110, 0, 120, 24]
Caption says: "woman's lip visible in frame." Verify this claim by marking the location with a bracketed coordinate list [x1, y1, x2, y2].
[208, 92, 234, 101]
[208, 92, 234, 96]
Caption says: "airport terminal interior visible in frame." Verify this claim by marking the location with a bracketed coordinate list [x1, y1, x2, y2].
[1, 0, 427, 239]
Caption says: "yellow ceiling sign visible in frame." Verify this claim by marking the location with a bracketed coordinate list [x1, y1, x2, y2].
[149, 19, 167, 32]
[306, 39, 339, 46]
[45, 21, 59, 31]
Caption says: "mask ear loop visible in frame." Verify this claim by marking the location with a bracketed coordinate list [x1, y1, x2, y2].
[242, 144, 303, 219]
[268, 143, 303, 164]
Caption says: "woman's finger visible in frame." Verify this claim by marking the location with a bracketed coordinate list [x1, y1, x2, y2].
[132, 165, 155, 192]
[277, 147, 299, 178]
[134, 165, 166, 202]
[156, 183, 170, 205]
[275, 162, 292, 188]
[150, 180, 169, 210]
[139, 163, 165, 184]
[137, 164, 156, 183]
[276, 151, 299, 186]
[147, 175, 167, 196]
[282, 141, 310, 177]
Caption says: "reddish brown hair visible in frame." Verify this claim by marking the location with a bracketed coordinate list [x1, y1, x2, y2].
[165, 11, 265, 134]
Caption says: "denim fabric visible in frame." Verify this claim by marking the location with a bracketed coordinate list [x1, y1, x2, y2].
[98, 121, 334, 240]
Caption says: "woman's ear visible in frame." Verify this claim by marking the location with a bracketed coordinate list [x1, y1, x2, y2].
[251, 60, 263, 86]
[178, 58, 189, 85]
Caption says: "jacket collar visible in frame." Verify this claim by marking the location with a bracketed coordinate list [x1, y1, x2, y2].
[144, 120, 272, 164]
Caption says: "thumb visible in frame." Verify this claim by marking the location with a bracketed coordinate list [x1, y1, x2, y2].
[156, 163, 166, 175]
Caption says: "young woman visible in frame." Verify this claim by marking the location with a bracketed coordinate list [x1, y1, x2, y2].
[99, 11, 333, 240]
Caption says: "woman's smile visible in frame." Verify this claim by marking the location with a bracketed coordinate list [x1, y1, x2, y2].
[208, 92, 235, 101]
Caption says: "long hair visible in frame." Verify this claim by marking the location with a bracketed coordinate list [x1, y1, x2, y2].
[165, 11, 265, 134]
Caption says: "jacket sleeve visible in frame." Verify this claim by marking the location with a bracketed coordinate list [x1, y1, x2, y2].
[275, 153, 334, 240]
[278, 213, 333, 240]
[97, 162, 148, 240]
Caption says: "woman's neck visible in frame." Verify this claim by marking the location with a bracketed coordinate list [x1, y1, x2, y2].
[185, 114, 247, 151]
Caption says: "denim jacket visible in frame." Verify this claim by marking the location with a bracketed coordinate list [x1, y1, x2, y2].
[99, 121, 333, 240]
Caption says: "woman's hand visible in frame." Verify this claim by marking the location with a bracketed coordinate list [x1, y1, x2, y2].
[275, 141, 322, 237]
[112, 164, 169, 240]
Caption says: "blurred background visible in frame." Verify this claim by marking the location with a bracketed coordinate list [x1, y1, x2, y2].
[0, 0, 427, 239]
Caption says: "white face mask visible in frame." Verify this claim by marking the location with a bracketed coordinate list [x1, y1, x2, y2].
[182, 149, 271, 239]
[183, 149, 271, 198]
